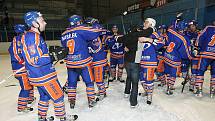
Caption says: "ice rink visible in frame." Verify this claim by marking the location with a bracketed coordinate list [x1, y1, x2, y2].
[0, 55, 215, 121]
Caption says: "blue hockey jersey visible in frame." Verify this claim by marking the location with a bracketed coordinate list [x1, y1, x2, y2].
[164, 28, 192, 68]
[20, 30, 56, 85]
[185, 30, 199, 41]
[106, 35, 125, 59]
[140, 31, 165, 68]
[88, 34, 108, 67]
[61, 25, 103, 68]
[8, 35, 26, 76]
[196, 26, 215, 59]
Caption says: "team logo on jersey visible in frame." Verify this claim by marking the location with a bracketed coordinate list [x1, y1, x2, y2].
[28, 45, 36, 55]
[143, 43, 151, 50]
[17, 41, 21, 47]
[92, 39, 100, 46]
[112, 43, 123, 49]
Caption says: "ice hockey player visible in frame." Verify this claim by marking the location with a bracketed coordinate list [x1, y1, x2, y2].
[61, 15, 104, 108]
[163, 19, 192, 95]
[22, 11, 77, 121]
[156, 25, 168, 87]
[85, 17, 108, 100]
[138, 18, 165, 104]
[8, 24, 35, 113]
[106, 25, 125, 83]
[185, 20, 200, 92]
[195, 23, 215, 97]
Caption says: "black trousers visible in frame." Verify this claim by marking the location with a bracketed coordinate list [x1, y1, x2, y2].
[124, 62, 140, 106]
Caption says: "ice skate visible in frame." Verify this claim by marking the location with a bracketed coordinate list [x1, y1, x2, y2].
[210, 87, 214, 98]
[118, 77, 125, 83]
[27, 97, 36, 107]
[195, 89, 203, 97]
[138, 92, 147, 97]
[69, 99, 76, 109]
[88, 99, 97, 108]
[189, 85, 194, 92]
[60, 115, 78, 121]
[97, 94, 106, 101]
[146, 95, 152, 105]
[18, 107, 33, 113]
[166, 86, 173, 95]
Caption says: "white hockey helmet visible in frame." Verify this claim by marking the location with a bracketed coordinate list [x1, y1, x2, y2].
[145, 18, 156, 27]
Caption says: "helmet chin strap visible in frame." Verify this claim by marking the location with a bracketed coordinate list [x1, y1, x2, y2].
[32, 21, 41, 33]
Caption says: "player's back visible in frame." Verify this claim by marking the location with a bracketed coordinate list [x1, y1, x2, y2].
[8, 35, 25, 73]
[164, 28, 192, 66]
[61, 25, 101, 68]
[197, 26, 215, 59]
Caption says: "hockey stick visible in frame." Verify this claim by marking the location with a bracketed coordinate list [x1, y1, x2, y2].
[181, 71, 191, 93]
[0, 67, 25, 85]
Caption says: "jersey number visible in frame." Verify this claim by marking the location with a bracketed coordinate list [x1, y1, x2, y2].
[166, 42, 175, 53]
[208, 35, 215, 46]
[67, 39, 75, 54]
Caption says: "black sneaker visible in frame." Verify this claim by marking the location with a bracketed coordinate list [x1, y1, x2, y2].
[130, 104, 138, 108]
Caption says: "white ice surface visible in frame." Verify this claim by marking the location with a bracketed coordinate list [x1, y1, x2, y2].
[0, 55, 215, 121]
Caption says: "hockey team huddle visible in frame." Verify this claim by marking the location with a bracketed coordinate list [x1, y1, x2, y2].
[7, 10, 215, 121]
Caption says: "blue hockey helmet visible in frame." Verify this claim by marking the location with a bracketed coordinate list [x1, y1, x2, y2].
[24, 11, 42, 27]
[14, 24, 26, 34]
[174, 20, 188, 31]
[68, 15, 82, 26]
[85, 17, 99, 25]
[92, 23, 103, 29]
[158, 24, 167, 29]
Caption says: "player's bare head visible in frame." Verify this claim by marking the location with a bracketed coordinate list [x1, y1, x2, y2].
[24, 11, 47, 32]
[112, 25, 118, 34]
[188, 20, 197, 31]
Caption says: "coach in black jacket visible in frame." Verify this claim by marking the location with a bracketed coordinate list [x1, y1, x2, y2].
[117, 23, 154, 107]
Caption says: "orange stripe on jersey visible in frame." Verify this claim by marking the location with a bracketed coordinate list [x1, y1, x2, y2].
[62, 26, 101, 35]
[29, 71, 57, 81]
[13, 37, 22, 62]
[152, 32, 159, 38]
[67, 57, 92, 65]
[168, 29, 192, 60]
[140, 62, 157, 64]
[92, 59, 107, 65]
[21, 35, 35, 65]
[35, 33, 43, 56]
